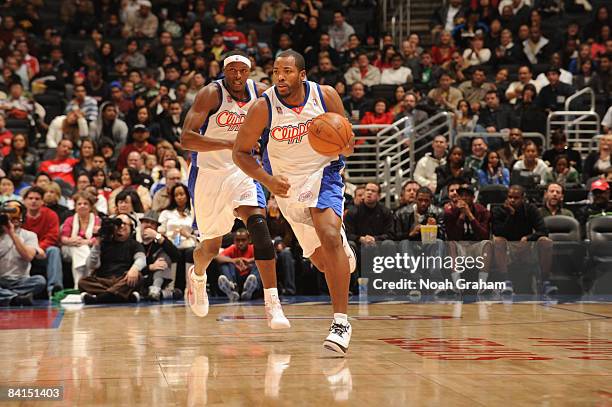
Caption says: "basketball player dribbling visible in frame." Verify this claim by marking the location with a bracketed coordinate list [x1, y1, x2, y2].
[181, 51, 290, 329]
[233, 50, 357, 356]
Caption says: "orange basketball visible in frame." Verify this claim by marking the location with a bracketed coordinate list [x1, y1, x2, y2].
[308, 112, 353, 156]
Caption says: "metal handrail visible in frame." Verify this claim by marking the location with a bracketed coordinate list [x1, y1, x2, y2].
[546, 110, 601, 154]
[346, 111, 453, 206]
[565, 87, 595, 112]
[588, 134, 612, 154]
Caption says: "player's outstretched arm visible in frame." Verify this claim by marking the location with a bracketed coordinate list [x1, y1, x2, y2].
[321, 85, 355, 156]
[180, 84, 232, 152]
[233, 98, 291, 198]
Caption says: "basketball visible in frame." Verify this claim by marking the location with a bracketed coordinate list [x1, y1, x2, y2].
[308, 112, 353, 156]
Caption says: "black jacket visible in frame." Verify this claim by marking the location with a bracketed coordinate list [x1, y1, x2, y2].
[430, 5, 468, 30]
[345, 202, 395, 243]
[576, 203, 612, 228]
[478, 105, 517, 131]
[491, 203, 548, 241]
[537, 82, 576, 111]
[582, 152, 609, 181]
[434, 165, 476, 195]
[142, 236, 180, 270]
[514, 101, 548, 134]
[393, 204, 445, 241]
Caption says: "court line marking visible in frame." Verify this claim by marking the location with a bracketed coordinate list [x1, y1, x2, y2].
[540, 305, 612, 319]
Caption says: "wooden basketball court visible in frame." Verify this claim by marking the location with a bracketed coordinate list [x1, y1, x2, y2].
[1, 299, 611, 406]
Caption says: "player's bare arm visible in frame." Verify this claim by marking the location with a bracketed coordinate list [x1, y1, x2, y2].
[321, 85, 355, 156]
[233, 98, 291, 198]
[180, 84, 232, 152]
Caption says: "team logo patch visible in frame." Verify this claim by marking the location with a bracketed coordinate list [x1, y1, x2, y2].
[240, 191, 253, 201]
[270, 119, 313, 144]
[215, 111, 246, 132]
[298, 191, 313, 202]
[276, 106, 283, 114]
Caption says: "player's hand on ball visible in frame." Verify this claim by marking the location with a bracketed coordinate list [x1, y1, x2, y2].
[268, 175, 291, 198]
[340, 133, 355, 157]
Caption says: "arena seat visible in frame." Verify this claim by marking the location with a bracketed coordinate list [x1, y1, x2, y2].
[369, 84, 398, 104]
[545, 216, 581, 241]
[477, 184, 508, 206]
[585, 216, 612, 294]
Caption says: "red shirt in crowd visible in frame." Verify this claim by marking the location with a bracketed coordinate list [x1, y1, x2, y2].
[38, 157, 79, 186]
[117, 142, 156, 171]
[222, 30, 247, 47]
[221, 243, 255, 276]
[23, 206, 60, 250]
[0, 128, 13, 156]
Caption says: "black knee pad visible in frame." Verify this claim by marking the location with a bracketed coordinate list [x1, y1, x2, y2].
[247, 214, 275, 260]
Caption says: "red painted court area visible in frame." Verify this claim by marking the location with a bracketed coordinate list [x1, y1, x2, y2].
[0, 308, 62, 330]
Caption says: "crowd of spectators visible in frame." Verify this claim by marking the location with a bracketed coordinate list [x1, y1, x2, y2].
[0, 0, 611, 304]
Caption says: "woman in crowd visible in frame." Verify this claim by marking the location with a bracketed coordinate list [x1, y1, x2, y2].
[543, 154, 580, 186]
[158, 183, 196, 292]
[435, 146, 475, 194]
[108, 167, 152, 214]
[454, 99, 481, 134]
[573, 59, 595, 90]
[431, 30, 456, 66]
[478, 150, 510, 186]
[43, 181, 71, 224]
[73, 138, 97, 179]
[583, 134, 612, 181]
[159, 183, 196, 250]
[114, 189, 144, 241]
[512, 141, 549, 184]
[1, 133, 39, 175]
[390, 85, 407, 116]
[61, 192, 101, 288]
[46, 109, 89, 148]
[359, 99, 395, 136]
[463, 34, 491, 66]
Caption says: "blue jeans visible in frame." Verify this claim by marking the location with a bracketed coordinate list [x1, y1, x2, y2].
[276, 248, 296, 295]
[0, 276, 46, 303]
[45, 246, 63, 292]
[219, 263, 261, 293]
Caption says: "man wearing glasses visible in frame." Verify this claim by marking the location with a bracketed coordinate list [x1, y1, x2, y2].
[79, 214, 147, 304]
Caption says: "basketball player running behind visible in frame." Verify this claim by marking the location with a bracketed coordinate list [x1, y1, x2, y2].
[233, 50, 356, 356]
[181, 51, 290, 329]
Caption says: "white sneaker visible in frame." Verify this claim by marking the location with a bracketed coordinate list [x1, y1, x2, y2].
[265, 297, 291, 329]
[147, 286, 161, 301]
[340, 225, 357, 274]
[323, 318, 352, 357]
[218, 275, 239, 302]
[187, 266, 209, 317]
[240, 274, 258, 301]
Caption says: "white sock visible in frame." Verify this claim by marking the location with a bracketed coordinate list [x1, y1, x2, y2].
[192, 271, 206, 281]
[264, 287, 278, 303]
[334, 313, 348, 322]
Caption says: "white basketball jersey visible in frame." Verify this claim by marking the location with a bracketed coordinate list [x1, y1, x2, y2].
[262, 81, 339, 177]
[193, 79, 258, 170]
